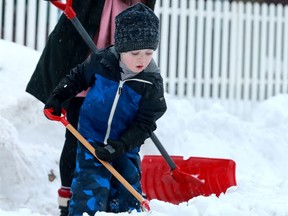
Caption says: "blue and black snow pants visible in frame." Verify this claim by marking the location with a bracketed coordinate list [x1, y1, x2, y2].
[68, 142, 142, 216]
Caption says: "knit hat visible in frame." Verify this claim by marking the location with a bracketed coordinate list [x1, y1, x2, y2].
[114, 3, 160, 53]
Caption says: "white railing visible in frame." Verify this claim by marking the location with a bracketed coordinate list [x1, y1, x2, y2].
[155, 0, 288, 116]
[1, 0, 288, 116]
[0, 0, 60, 50]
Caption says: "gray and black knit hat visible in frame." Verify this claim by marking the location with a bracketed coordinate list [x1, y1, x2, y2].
[114, 3, 160, 53]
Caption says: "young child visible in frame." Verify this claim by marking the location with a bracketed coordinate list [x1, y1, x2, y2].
[44, 3, 167, 215]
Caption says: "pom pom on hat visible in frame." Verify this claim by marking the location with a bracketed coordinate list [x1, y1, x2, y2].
[114, 3, 160, 53]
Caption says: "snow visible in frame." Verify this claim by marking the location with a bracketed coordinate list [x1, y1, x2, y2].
[0, 39, 288, 215]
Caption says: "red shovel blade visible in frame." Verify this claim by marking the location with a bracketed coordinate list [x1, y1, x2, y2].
[141, 155, 236, 204]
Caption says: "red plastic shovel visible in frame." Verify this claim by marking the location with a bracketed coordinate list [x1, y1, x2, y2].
[45, 0, 98, 53]
[141, 133, 237, 204]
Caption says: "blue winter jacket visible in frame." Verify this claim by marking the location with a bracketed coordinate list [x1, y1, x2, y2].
[53, 46, 167, 151]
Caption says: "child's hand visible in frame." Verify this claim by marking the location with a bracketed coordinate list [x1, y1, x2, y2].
[44, 94, 62, 116]
[95, 139, 125, 161]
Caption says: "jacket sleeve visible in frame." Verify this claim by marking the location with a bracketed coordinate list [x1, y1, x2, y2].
[50, 54, 98, 101]
[120, 78, 167, 151]
[26, 0, 105, 104]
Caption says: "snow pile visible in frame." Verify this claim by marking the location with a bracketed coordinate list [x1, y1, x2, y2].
[0, 39, 287, 215]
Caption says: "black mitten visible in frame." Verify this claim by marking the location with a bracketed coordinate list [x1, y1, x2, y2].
[95, 139, 126, 161]
[44, 94, 63, 116]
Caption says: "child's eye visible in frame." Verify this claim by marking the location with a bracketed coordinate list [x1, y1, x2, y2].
[131, 51, 139, 55]
[146, 52, 153, 56]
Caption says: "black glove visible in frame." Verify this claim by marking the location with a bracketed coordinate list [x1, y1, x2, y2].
[44, 95, 62, 116]
[95, 139, 126, 161]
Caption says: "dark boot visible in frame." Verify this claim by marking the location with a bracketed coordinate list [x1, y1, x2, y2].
[58, 187, 72, 216]
[59, 205, 69, 216]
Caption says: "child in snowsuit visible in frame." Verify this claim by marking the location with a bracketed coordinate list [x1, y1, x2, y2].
[44, 3, 166, 215]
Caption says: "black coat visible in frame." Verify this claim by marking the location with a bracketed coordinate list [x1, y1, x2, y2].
[26, 0, 156, 104]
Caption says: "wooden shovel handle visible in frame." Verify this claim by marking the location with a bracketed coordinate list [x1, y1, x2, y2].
[43, 109, 150, 211]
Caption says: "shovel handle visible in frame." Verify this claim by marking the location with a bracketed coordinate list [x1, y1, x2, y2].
[47, 0, 98, 53]
[44, 108, 69, 126]
[43, 109, 150, 211]
[47, 0, 76, 19]
[151, 132, 177, 170]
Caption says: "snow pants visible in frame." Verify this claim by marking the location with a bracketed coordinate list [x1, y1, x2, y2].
[68, 142, 142, 216]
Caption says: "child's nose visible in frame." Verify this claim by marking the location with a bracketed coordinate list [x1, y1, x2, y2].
[138, 55, 145, 63]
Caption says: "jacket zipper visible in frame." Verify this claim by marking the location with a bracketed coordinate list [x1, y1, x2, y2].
[103, 78, 152, 144]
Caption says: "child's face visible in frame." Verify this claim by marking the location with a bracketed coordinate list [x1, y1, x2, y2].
[120, 49, 154, 73]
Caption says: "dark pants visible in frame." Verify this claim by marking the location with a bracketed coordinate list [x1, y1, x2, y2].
[59, 97, 85, 188]
[69, 143, 142, 215]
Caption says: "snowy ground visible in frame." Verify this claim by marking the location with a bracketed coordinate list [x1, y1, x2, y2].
[0, 39, 288, 215]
